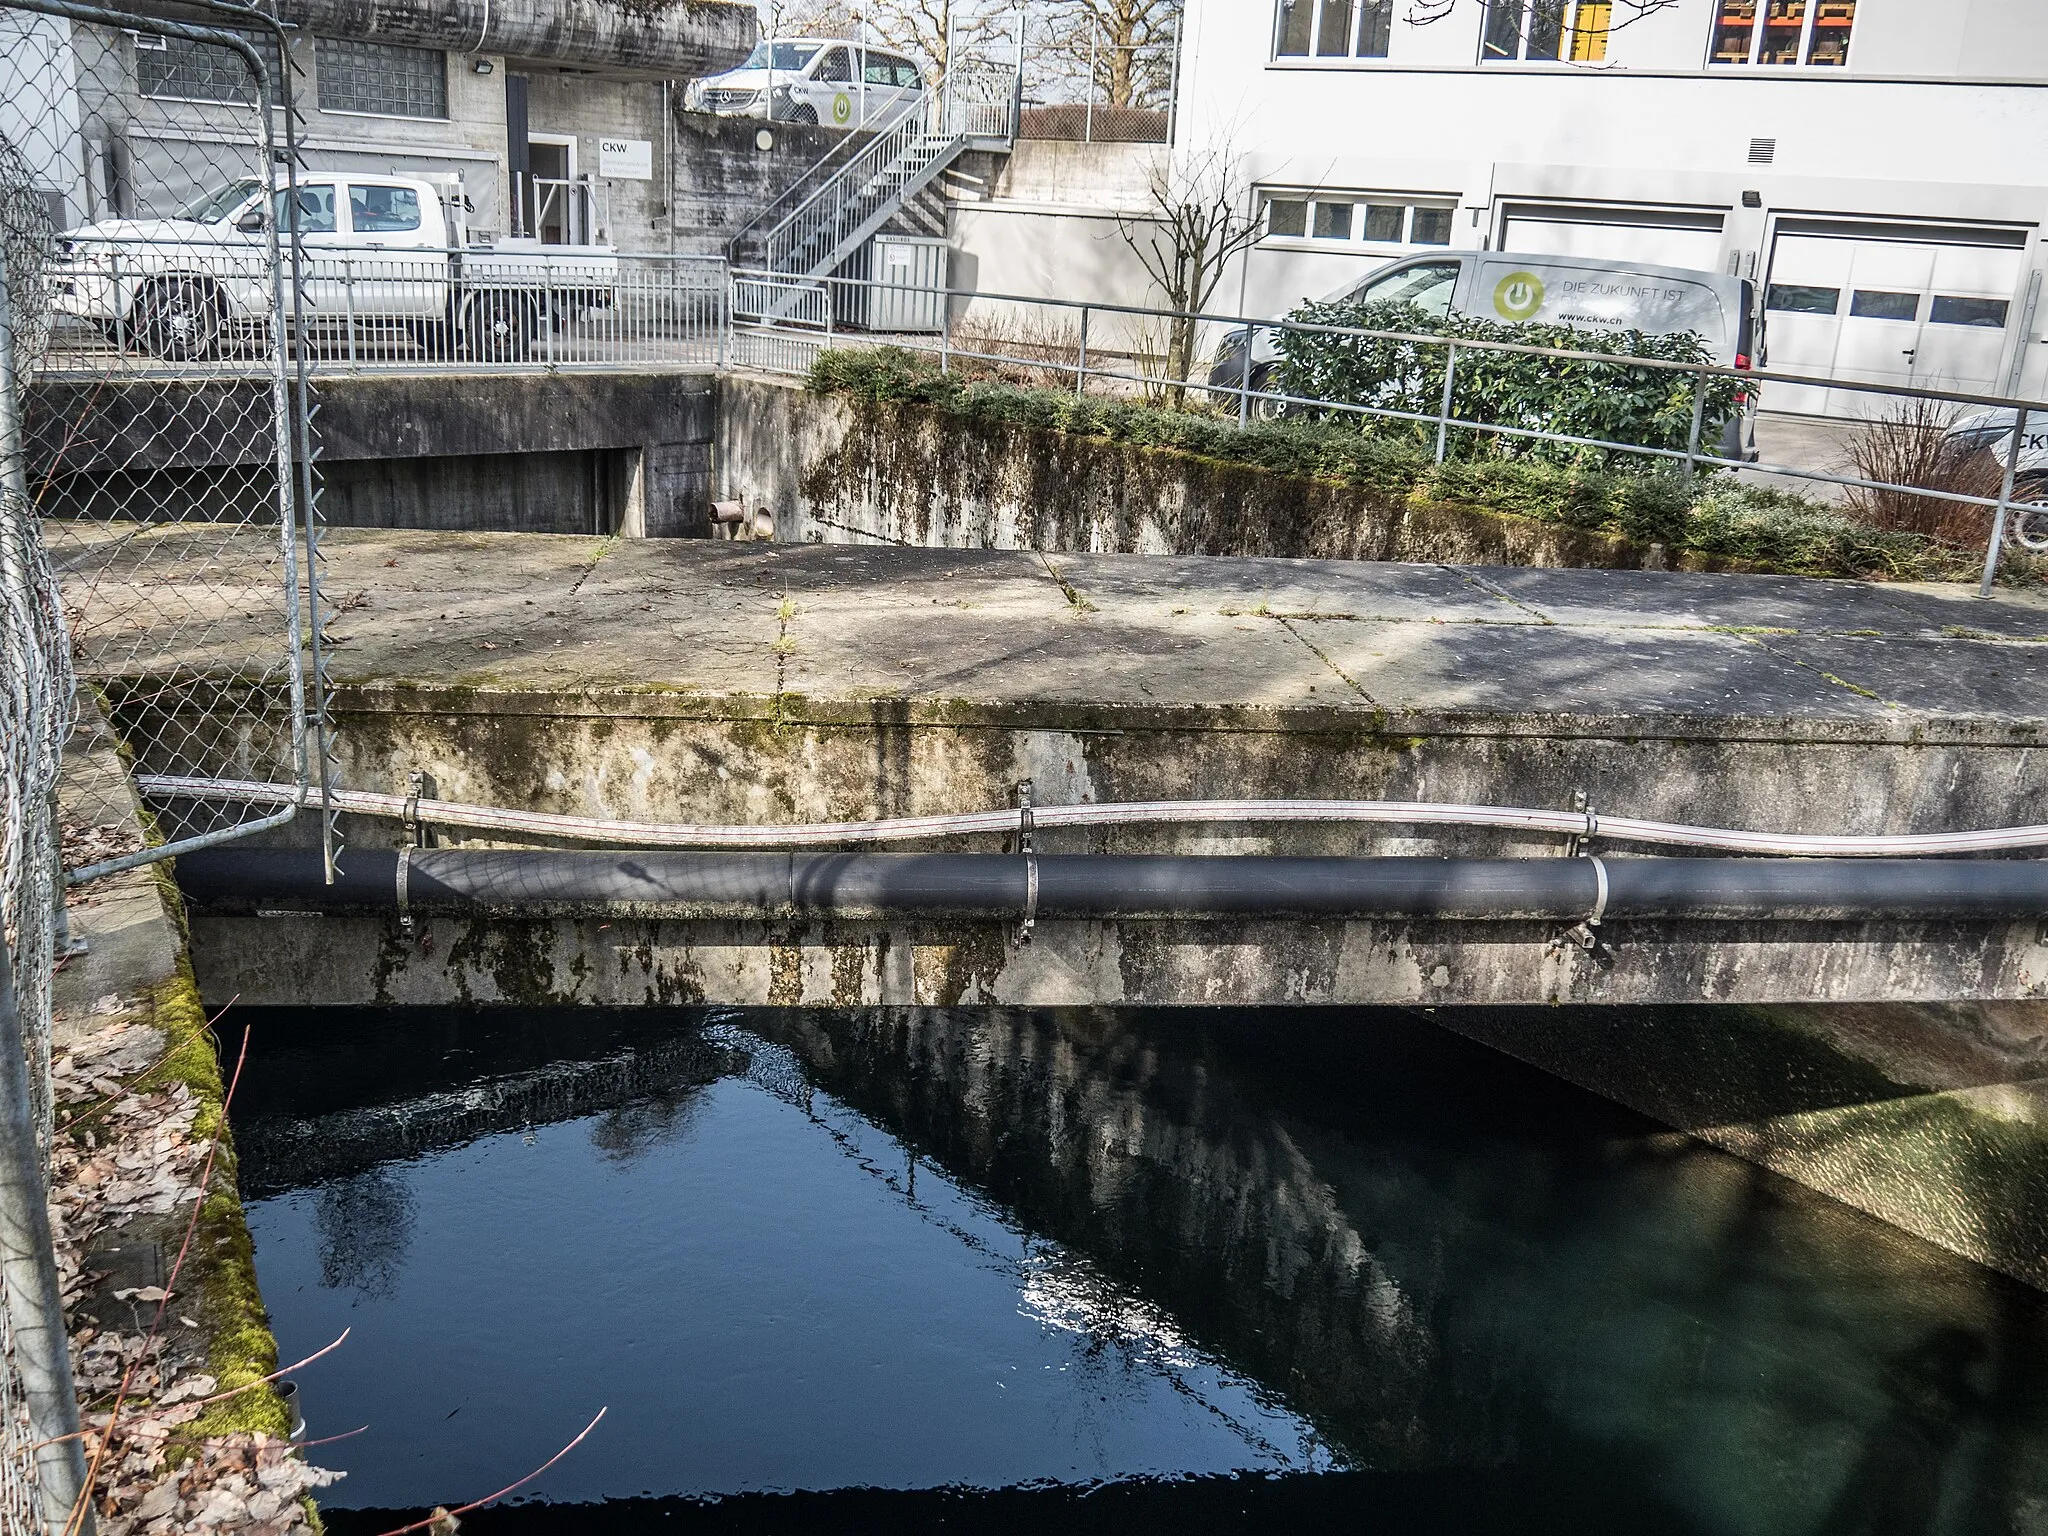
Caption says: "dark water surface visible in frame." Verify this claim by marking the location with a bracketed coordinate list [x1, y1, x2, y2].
[231, 1006, 2048, 1534]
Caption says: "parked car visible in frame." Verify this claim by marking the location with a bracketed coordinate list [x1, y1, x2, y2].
[1210, 251, 1761, 459]
[685, 37, 925, 127]
[1943, 407, 2048, 543]
[50, 173, 619, 360]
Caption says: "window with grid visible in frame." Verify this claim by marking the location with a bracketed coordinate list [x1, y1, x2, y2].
[1483, 0, 1611, 61]
[137, 30, 284, 104]
[1274, 0, 1395, 59]
[1710, 0, 1855, 66]
[315, 37, 447, 117]
[1265, 190, 1457, 247]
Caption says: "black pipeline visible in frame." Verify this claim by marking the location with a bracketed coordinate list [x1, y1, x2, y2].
[176, 848, 2048, 922]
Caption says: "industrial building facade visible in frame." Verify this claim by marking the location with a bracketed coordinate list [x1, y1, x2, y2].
[1178, 0, 2048, 405]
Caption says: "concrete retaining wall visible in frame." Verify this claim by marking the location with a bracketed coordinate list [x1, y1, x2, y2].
[718, 374, 1697, 569]
[29, 370, 717, 537]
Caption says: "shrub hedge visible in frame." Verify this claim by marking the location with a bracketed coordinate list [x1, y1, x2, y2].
[1272, 297, 1749, 469]
[807, 348, 1970, 581]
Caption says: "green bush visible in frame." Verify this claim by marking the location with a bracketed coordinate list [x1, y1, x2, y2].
[806, 348, 1965, 581]
[1273, 298, 1747, 470]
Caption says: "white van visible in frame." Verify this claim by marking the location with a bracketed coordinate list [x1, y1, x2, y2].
[685, 38, 926, 128]
[1211, 251, 1760, 456]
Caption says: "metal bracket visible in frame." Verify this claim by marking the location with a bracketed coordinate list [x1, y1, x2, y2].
[1563, 789, 1597, 859]
[1013, 778, 1037, 947]
[402, 770, 427, 850]
[396, 844, 414, 935]
[1560, 855, 1610, 960]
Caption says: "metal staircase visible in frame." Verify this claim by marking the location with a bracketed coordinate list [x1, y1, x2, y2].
[728, 59, 1019, 292]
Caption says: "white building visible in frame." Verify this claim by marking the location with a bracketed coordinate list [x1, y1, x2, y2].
[1174, 0, 2048, 406]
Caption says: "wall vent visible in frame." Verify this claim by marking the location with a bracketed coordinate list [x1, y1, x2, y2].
[1747, 137, 1777, 165]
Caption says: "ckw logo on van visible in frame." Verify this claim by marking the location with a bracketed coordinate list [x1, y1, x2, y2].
[832, 92, 854, 124]
[1493, 273, 1546, 322]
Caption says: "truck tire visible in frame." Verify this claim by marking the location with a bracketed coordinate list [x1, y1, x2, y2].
[136, 276, 224, 361]
[464, 289, 537, 362]
[790, 103, 819, 126]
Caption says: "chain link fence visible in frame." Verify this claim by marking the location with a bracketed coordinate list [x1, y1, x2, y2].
[0, 0, 328, 1527]
[12, 0, 328, 877]
[0, 114, 77, 1536]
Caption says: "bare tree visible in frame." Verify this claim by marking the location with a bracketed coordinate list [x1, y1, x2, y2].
[855, 0, 1012, 85]
[1113, 137, 1260, 406]
[1040, 0, 1178, 109]
[755, 0, 862, 38]
[1401, 0, 1679, 48]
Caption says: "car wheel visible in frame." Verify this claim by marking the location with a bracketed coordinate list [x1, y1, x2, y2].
[2013, 476, 2048, 553]
[790, 103, 819, 126]
[1248, 362, 1288, 421]
[464, 290, 536, 362]
[137, 276, 223, 360]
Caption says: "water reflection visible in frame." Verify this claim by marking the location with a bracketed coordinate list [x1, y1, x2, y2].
[231, 1006, 2048, 1534]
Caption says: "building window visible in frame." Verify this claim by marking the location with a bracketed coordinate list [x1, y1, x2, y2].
[1266, 197, 1309, 238]
[1410, 207, 1454, 245]
[1710, 0, 1855, 66]
[1766, 283, 1840, 315]
[1849, 289, 1918, 322]
[1264, 190, 1456, 248]
[1274, 0, 1394, 60]
[316, 37, 446, 118]
[1483, 0, 1610, 62]
[1929, 296, 2010, 329]
[137, 30, 283, 105]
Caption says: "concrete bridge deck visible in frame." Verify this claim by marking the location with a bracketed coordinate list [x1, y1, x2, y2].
[59, 525, 2048, 1011]
[85, 523, 2048, 726]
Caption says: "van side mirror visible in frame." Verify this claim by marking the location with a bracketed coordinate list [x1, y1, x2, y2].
[234, 208, 267, 232]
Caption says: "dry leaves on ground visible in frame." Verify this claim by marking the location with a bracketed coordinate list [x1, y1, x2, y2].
[50, 1017, 342, 1534]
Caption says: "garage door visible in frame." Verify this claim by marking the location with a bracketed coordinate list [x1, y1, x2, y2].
[1499, 203, 1727, 273]
[1763, 222, 2028, 415]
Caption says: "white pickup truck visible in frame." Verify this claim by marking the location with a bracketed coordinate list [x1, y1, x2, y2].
[52, 172, 619, 361]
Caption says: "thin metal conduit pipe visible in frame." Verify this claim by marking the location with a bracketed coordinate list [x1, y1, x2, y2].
[178, 849, 2048, 920]
[137, 773, 2048, 859]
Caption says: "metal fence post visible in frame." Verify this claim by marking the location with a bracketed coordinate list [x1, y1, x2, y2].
[1237, 323, 1256, 432]
[0, 943, 91, 1536]
[1435, 342, 1459, 464]
[1684, 367, 1708, 481]
[342, 260, 357, 370]
[1, 239, 28, 605]
[1980, 406, 2030, 598]
[1075, 306, 1089, 396]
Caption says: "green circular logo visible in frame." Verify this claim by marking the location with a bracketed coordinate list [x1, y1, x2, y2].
[832, 92, 853, 124]
[1493, 272, 1546, 322]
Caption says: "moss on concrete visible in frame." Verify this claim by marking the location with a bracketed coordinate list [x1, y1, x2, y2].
[145, 964, 292, 1442]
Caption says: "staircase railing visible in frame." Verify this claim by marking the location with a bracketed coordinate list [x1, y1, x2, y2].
[732, 63, 1021, 281]
[762, 106, 948, 277]
[723, 94, 920, 267]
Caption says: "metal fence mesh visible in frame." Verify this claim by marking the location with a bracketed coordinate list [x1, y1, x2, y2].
[0, 110, 72, 1536]
[0, 2, 326, 1526]
[14, 0, 315, 863]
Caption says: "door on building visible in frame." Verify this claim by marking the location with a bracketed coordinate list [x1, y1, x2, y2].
[1762, 222, 2029, 415]
[1497, 202, 1728, 272]
[524, 135, 576, 244]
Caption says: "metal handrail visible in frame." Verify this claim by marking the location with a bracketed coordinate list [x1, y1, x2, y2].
[724, 94, 920, 265]
[764, 103, 954, 276]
